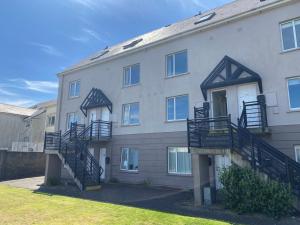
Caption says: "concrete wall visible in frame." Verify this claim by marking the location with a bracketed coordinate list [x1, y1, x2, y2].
[57, 2, 300, 136]
[0, 113, 27, 150]
[108, 131, 192, 189]
[0, 150, 46, 181]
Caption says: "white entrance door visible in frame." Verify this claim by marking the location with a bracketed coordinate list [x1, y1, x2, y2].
[99, 148, 106, 179]
[215, 154, 231, 190]
[100, 107, 110, 137]
[88, 148, 94, 156]
[238, 84, 258, 126]
[238, 84, 257, 115]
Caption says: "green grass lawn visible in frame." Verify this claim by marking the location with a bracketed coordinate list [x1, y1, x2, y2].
[0, 185, 232, 225]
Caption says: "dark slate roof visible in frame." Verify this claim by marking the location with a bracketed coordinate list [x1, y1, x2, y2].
[60, 0, 283, 74]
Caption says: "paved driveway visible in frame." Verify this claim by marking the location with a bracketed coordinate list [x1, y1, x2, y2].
[0, 176, 44, 190]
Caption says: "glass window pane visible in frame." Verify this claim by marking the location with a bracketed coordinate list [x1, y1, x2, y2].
[281, 22, 296, 50]
[75, 82, 80, 96]
[168, 149, 177, 173]
[69, 83, 74, 96]
[167, 98, 175, 121]
[167, 55, 174, 77]
[122, 104, 130, 125]
[175, 95, 188, 120]
[121, 148, 128, 170]
[177, 152, 189, 174]
[124, 67, 131, 86]
[295, 20, 300, 48]
[288, 79, 300, 109]
[131, 64, 140, 85]
[129, 103, 139, 124]
[175, 51, 187, 75]
[128, 149, 138, 171]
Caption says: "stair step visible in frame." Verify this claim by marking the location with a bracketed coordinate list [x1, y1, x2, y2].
[85, 185, 101, 191]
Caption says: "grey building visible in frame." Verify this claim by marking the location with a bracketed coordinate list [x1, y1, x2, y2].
[44, 0, 300, 204]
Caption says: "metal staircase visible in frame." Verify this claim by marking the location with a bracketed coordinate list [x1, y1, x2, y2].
[44, 120, 111, 191]
[187, 105, 300, 197]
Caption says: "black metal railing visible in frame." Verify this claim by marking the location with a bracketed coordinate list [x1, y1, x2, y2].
[44, 131, 61, 151]
[238, 100, 268, 131]
[187, 116, 233, 149]
[43, 120, 109, 190]
[187, 113, 300, 196]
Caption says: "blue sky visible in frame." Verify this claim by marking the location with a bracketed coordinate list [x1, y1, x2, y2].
[0, 0, 232, 107]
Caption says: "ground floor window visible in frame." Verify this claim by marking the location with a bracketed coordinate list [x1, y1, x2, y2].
[168, 147, 191, 175]
[120, 148, 139, 171]
[295, 145, 300, 163]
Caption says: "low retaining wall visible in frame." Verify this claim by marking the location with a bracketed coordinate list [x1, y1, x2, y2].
[0, 150, 46, 181]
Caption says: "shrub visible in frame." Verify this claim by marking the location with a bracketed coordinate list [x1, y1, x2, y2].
[220, 165, 293, 218]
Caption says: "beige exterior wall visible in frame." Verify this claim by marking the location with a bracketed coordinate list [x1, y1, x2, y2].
[57, 1, 300, 136]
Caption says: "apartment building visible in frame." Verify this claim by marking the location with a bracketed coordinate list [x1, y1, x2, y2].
[44, 0, 300, 204]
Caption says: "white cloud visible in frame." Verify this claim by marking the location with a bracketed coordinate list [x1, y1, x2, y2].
[8, 79, 58, 94]
[29, 42, 63, 57]
[0, 87, 17, 96]
[70, 0, 98, 10]
[71, 28, 104, 43]
[0, 99, 37, 107]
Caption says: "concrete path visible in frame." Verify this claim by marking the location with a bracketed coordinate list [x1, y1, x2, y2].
[0, 176, 44, 190]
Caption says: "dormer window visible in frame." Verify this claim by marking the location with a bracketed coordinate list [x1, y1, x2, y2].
[194, 12, 216, 25]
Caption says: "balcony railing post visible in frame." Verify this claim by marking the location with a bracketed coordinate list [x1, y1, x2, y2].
[285, 157, 291, 184]
[110, 121, 112, 138]
[59, 130, 62, 152]
[250, 135, 256, 170]
[257, 95, 267, 132]
[98, 121, 100, 140]
[187, 119, 190, 150]
[90, 121, 93, 141]
[228, 115, 234, 149]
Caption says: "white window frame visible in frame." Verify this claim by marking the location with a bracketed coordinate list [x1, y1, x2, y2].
[66, 112, 80, 130]
[167, 147, 192, 175]
[166, 95, 189, 121]
[166, 50, 188, 77]
[47, 114, 55, 127]
[69, 80, 80, 98]
[123, 63, 140, 87]
[280, 18, 300, 52]
[295, 145, 300, 163]
[120, 147, 139, 172]
[122, 102, 140, 126]
[287, 77, 300, 111]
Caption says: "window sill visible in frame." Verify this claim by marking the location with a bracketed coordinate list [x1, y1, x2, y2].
[287, 109, 300, 113]
[165, 72, 190, 79]
[165, 119, 187, 123]
[280, 47, 300, 54]
[122, 83, 141, 89]
[120, 169, 139, 174]
[121, 123, 141, 127]
[68, 96, 80, 100]
[168, 173, 192, 177]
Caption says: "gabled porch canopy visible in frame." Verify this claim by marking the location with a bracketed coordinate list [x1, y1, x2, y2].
[200, 56, 263, 101]
[80, 88, 112, 117]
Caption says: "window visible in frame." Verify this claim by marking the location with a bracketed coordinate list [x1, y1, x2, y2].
[47, 115, 55, 127]
[122, 102, 140, 125]
[168, 147, 191, 175]
[66, 112, 80, 130]
[69, 80, 80, 98]
[194, 12, 216, 25]
[295, 146, 300, 163]
[167, 95, 189, 121]
[281, 19, 300, 51]
[166, 50, 188, 77]
[123, 64, 140, 87]
[296, 146, 300, 162]
[287, 77, 300, 110]
[120, 148, 139, 171]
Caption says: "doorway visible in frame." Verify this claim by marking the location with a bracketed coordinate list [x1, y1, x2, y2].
[237, 84, 258, 127]
[214, 154, 231, 190]
[99, 148, 106, 180]
[212, 90, 228, 118]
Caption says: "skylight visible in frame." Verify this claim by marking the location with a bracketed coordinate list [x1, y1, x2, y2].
[123, 38, 143, 49]
[90, 50, 109, 61]
[194, 12, 216, 25]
